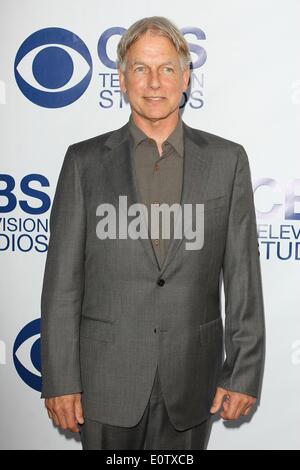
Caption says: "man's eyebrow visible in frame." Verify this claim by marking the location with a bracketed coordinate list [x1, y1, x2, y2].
[130, 61, 147, 67]
[130, 60, 176, 67]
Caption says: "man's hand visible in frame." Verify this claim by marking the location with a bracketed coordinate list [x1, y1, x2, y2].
[45, 393, 84, 433]
[210, 387, 256, 420]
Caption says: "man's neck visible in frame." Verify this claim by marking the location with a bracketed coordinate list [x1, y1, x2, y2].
[131, 110, 180, 153]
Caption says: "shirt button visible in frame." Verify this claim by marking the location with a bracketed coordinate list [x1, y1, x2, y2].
[154, 328, 157, 333]
[157, 278, 165, 287]
[154, 239, 159, 246]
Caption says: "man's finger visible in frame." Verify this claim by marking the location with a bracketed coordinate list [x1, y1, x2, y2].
[222, 396, 252, 420]
[75, 396, 84, 425]
[55, 409, 68, 430]
[210, 388, 228, 414]
[220, 395, 240, 420]
[241, 404, 253, 416]
[233, 401, 248, 420]
[50, 409, 60, 427]
[236, 397, 255, 419]
[64, 408, 79, 433]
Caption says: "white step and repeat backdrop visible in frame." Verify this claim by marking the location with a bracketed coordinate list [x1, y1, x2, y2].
[1, 0, 299, 450]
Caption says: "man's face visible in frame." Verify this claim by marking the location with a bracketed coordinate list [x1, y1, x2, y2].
[118, 31, 190, 122]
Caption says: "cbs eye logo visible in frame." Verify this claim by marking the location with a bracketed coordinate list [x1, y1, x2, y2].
[13, 318, 41, 392]
[14, 28, 93, 108]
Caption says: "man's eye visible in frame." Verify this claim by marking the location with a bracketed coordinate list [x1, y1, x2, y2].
[163, 67, 174, 73]
[135, 66, 145, 72]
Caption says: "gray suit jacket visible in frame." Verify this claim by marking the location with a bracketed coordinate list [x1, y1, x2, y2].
[40, 120, 265, 430]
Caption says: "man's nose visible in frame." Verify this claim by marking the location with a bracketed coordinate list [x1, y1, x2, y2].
[148, 70, 160, 89]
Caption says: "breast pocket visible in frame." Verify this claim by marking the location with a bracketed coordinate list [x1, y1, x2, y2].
[80, 316, 115, 343]
[203, 194, 227, 211]
[199, 317, 223, 347]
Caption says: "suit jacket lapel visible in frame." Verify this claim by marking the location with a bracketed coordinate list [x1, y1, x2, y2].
[103, 125, 159, 268]
[158, 123, 212, 276]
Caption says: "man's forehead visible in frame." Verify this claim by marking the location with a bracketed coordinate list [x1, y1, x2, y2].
[127, 37, 179, 57]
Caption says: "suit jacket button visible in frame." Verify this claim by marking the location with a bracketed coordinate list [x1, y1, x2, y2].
[157, 278, 165, 286]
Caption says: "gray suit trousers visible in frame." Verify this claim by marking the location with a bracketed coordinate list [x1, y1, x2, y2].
[80, 366, 210, 450]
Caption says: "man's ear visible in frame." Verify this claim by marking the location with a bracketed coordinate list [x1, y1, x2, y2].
[182, 66, 191, 92]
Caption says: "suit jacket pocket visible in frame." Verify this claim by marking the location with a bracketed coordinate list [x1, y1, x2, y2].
[80, 315, 115, 343]
[199, 317, 223, 347]
[203, 194, 227, 211]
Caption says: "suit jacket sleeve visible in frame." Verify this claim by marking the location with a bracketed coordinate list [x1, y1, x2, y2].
[40, 145, 85, 398]
[218, 145, 265, 398]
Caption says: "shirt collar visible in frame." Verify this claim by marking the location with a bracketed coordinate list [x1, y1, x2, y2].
[128, 113, 184, 157]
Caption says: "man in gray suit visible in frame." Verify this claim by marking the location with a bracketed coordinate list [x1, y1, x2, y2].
[41, 16, 265, 450]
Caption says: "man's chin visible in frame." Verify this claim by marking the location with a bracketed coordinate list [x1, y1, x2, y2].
[138, 109, 176, 122]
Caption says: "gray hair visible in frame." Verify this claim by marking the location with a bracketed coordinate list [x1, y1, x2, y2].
[117, 16, 191, 72]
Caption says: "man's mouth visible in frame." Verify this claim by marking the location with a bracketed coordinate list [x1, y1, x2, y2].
[144, 97, 166, 101]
